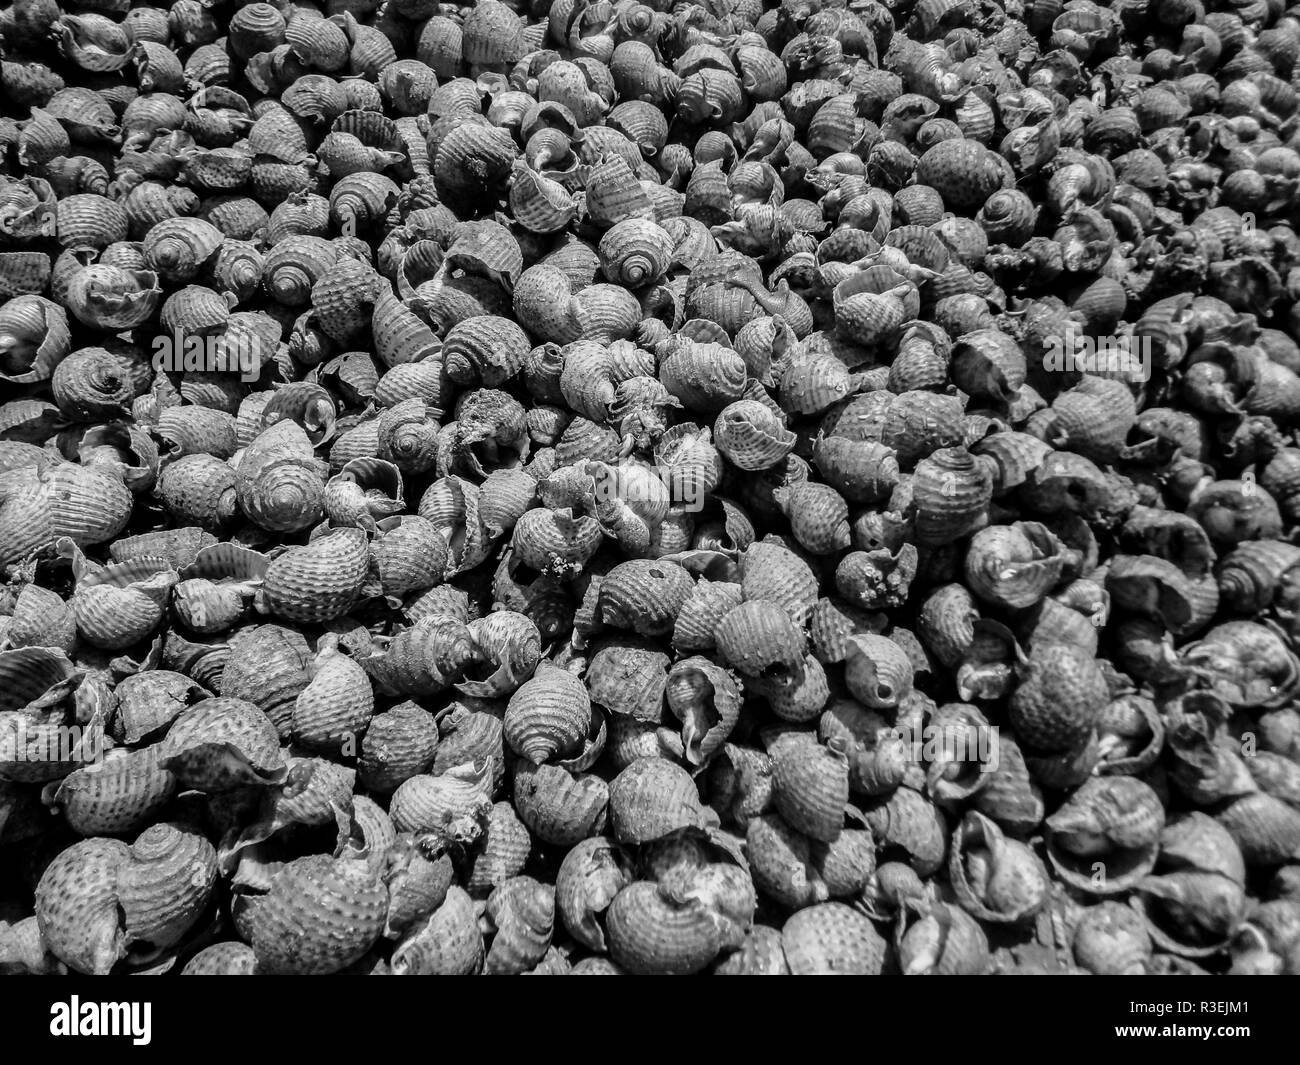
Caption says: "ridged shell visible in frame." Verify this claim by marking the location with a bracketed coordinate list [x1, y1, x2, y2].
[607, 758, 703, 844]
[505, 662, 591, 765]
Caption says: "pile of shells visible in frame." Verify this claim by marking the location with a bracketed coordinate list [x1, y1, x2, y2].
[3, 0, 1300, 977]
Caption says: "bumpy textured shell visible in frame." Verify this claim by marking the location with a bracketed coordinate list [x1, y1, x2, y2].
[715, 400, 797, 470]
[35, 838, 129, 975]
[781, 903, 887, 975]
[1009, 643, 1107, 754]
[1046, 777, 1165, 895]
[160, 697, 288, 792]
[505, 663, 591, 765]
[243, 855, 387, 974]
[772, 742, 850, 843]
[51, 746, 177, 837]
[391, 887, 484, 976]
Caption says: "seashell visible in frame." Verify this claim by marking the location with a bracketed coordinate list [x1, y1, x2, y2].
[292, 635, 374, 752]
[242, 855, 387, 975]
[1046, 777, 1164, 895]
[442, 315, 530, 389]
[434, 123, 518, 208]
[504, 662, 590, 766]
[63, 545, 176, 650]
[1135, 813, 1247, 958]
[160, 696, 287, 792]
[463, 801, 531, 898]
[358, 703, 439, 794]
[664, 656, 742, 767]
[843, 634, 915, 711]
[861, 786, 947, 878]
[599, 218, 675, 288]
[484, 876, 554, 975]
[714, 400, 797, 471]
[898, 901, 990, 975]
[117, 822, 217, 958]
[509, 163, 579, 235]
[964, 522, 1067, 609]
[714, 601, 806, 684]
[34, 838, 129, 974]
[599, 560, 694, 637]
[1181, 621, 1300, 710]
[1217, 793, 1300, 868]
[556, 836, 631, 952]
[513, 761, 608, 847]
[782, 902, 887, 975]
[180, 943, 258, 976]
[771, 741, 849, 844]
[605, 880, 720, 975]
[390, 760, 493, 842]
[1073, 900, 1152, 976]
[949, 812, 1050, 925]
[607, 758, 704, 844]
[48, 746, 177, 837]
[391, 887, 483, 976]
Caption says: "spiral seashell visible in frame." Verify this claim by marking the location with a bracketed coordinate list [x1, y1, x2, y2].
[117, 822, 218, 959]
[441, 315, 530, 390]
[0, 296, 70, 385]
[0, 461, 134, 566]
[658, 655, 740, 767]
[1072, 900, 1152, 976]
[48, 745, 177, 838]
[1181, 621, 1300, 709]
[504, 662, 590, 766]
[766, 738, 848, 843]
[480, 876, 554, 975]
[597, 218, 675, 289]
[1217, 793, 1300, 868]
[604, 879, 720, 975]
[898, 901, 991, 975]
[289, 635, 374, 752]
[948, 811, 1050, 925]
[714, 400, 797, 471]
